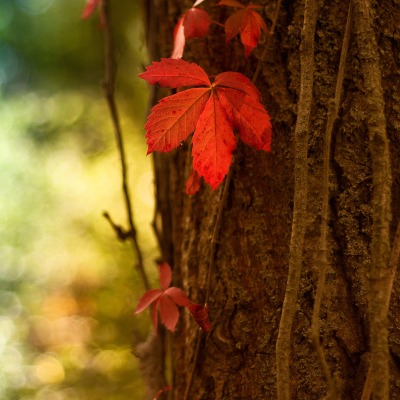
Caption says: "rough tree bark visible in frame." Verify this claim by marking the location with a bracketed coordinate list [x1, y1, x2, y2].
[141, 0, 400, 399]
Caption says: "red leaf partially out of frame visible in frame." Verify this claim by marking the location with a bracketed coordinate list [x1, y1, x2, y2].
[139, 58, 271, 189]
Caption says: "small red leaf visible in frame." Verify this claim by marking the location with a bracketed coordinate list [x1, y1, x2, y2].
[192, 94, 236, 190]
[219, 2, 268, 57]
[159, 262, 172, 291]
[81, 0, 100, 19]
[188, 303, 211, 332]
[240, 10, 267, 57]
[186, 169, 202, 195]
[139, 58, 211, 88]
[145, 88, 210, 154]
[159, 295, 180, 332]
[134, 289, 163, 315]
[165, 287, 191, 307]
[183, 8, 211, 39]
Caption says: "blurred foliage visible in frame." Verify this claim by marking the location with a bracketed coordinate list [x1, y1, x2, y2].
[0, 1, 158, 399]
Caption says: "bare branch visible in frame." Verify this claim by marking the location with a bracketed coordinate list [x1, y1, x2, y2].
[275, 1, 318, 399]
[310, 4, 353, 399]
[101, 0, 150, 291]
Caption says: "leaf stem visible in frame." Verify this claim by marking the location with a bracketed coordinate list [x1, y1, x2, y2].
[211, 19, 225, 28]
[275, 1, 318, 399]
[101, 0, 150, 291]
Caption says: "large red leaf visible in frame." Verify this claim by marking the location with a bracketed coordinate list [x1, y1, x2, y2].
[218, 87, 272, 151]
[139, 58, 210, 88]
[145, 88, 210, 153]
[192, 94, 236, 189]
[140, 59, 272, 191]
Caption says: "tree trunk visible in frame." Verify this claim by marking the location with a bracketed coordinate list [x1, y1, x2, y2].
[143, 0, 400, 399]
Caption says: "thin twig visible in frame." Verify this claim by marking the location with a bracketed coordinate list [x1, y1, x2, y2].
[211, 19, 225, 28]
[275, 1, 318, 399]
[310, 4, 352, 399]
[253, 0, 282, 83]
[101, 0, 150, 291]
[352, 1, 392, 399]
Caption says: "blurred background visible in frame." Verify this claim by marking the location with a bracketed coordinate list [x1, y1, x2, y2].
[0, 1, 157, 399]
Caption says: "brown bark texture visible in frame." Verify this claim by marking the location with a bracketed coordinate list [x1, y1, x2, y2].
[142, 0, 400, 399]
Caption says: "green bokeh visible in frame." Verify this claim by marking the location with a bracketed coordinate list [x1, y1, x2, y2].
[0, 1, 157, 399]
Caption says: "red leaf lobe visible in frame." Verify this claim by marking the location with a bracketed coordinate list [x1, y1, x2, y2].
[192, 94, 236, 189]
